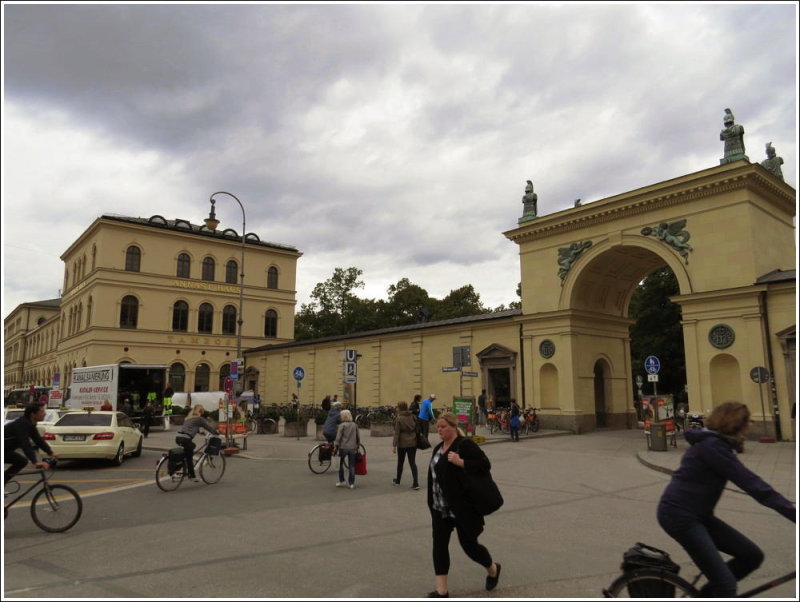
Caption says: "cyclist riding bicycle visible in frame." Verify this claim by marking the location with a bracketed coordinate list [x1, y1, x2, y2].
[657, 401, 795, 597]
[4, 402, 58, 484]
[175, 405, 220, 481]
[322, 401, 342, 445]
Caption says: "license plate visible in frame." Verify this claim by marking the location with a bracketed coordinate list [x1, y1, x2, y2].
[63, 435, 86, 441]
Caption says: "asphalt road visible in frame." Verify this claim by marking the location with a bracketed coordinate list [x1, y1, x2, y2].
[4, 433, 796, 598]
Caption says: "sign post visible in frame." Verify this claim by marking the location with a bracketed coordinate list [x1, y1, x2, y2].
[750, 366, 774, 443]
[644, 356, 661, 395]
[223, 376, 235, 448]
[293, 367, 305, 440]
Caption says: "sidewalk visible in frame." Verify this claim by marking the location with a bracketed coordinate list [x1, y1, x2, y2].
[142, 420, 796, 500]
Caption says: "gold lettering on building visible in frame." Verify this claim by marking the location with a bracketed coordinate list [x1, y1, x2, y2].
[174, 280, 239, 294]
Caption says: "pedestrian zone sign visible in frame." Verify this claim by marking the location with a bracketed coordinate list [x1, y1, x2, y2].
[644, 356, 661, 375]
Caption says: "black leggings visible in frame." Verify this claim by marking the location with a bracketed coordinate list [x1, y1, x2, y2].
[396, 446, 418, 485]
[176, 437, 196, 477]
[431, 510, 492, 576]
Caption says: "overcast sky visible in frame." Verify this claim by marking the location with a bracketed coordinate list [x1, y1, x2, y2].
[2, 3, 797, 319]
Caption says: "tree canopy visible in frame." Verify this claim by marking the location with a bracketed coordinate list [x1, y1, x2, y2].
[294, 267, 519, 341]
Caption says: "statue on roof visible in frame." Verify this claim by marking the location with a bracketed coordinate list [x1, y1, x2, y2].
[519, 180, 538, 223]
[719, 108, 748, 164]
[760, 142, 784, 180]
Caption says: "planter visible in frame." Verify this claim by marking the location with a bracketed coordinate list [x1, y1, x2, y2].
[284, 420, 309, 438]
[370, 423, 394, 437]
[169, 415, 185, 425]
[260, 419, 279, 434]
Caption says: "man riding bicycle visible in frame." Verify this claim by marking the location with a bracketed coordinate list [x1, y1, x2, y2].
[4, 402, 58, 484]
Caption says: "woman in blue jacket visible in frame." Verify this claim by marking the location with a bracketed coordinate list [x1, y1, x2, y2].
[657, 401, 795, 597]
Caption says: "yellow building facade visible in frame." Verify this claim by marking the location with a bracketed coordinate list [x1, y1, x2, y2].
[246, 161, 796, 440]
[4, 214, 301, 397]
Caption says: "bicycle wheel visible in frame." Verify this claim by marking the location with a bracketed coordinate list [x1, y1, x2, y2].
[200, 453, 226, 484]
[342, 444, 367, 470]
[30, 484, 83, 533]
[155, 456, 184, 491]
[308, 445, 332, 474]
[531, 417, 540, 432]
[603, 569, 698, 598]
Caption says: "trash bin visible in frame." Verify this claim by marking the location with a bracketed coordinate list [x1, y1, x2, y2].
[649, 422, 668, 451]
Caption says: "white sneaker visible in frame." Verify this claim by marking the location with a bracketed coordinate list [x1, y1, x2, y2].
[335, 481, 346, 487]
[349, 484, 355, 489]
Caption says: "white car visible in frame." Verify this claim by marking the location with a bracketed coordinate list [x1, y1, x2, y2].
[43, 411, 144, 465]
[3, 407, 61, 436]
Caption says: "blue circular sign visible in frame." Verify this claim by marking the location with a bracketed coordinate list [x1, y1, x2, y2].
[293, 366, 305, 381]
[644, 356, 661, 375]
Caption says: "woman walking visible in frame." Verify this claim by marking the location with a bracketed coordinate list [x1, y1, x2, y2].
[392, 401, 419, 490]
[657, 401, 795, 597]
[426, 413, 500, 597]
[333, 409, 360, 489]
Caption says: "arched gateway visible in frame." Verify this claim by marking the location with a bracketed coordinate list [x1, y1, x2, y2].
[505, 160, 796, 437]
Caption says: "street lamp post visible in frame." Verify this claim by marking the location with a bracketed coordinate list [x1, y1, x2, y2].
[204, 191, 247, 384]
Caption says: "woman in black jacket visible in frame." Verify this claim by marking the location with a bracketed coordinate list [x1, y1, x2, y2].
[657, 401, 795, 597]
[426, 413, 500, 598]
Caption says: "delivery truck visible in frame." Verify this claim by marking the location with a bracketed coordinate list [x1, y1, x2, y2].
[69, 363, 167, 411]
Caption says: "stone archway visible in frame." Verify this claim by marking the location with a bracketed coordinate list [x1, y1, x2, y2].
[506, 161, 796, 435]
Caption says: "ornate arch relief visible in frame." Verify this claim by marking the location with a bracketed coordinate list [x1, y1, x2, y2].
[557, 240, 593, 283]
[640, 219, 693, 264]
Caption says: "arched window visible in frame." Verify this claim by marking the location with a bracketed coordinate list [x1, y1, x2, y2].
[226, 260, 238, 284]
[222, 305, 237, 335]
[176, 253, 191, 278]
[120, 295, 139, 328]
[169, 363, 186, 393]
[125, 246, 141, 272]
[195, 363, 210, 392]
[219, 363, 231, 391]
[264, 309, 278, 338]
[198, 303, 214, 334]
[202, 257, 215, 281]
[172, 301, 189, 332]
[87, 297, 93, 328]
[267, 266, 279, 289]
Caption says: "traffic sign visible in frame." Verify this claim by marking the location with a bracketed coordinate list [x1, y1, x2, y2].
[223, 376, 234, 393]
[344, 377, 356, 384]
[230, 360, 239, 381]
[344, 362, 357, 377]
[343, 349, 357, 362]
[635, 375, 644, 387]
[293, 366, 305, 381]
[644, 356, 661, 375]
[647, 374, 659, 382]
[442, 366, 460, 372]
[53, 372, 61, 387]
[462, 371, 478, 377]
[750, 366, 769, 384]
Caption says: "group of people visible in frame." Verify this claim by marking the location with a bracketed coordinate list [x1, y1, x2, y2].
[4, 395, 794, 598]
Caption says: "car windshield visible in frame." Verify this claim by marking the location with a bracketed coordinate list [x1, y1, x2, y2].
[56, 414, 112, 427]
[5, 410, 24, 420]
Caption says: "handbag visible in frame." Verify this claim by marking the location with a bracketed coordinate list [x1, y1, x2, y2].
[457, 441, 503, 516]
[416, 431, 431, 450]
[354, 452, 368, 476]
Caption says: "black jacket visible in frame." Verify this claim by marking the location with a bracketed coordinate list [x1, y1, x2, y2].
[427, 435, 492, 530]
[658, 429, 795, 522]
[3, 416, 53, 462]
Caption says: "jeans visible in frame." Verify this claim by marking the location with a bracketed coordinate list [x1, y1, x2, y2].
[510, 425, 519, 441]
[658, 511, 764, 597]
[339, 449, 356, 485]
[4, 449, 29, 484]
[176, 437, 196, 478]
[396, 446, 419, 486]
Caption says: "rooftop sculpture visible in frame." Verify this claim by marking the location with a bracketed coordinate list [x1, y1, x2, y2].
[719, 108, 748, 164]
[760, 142, 784, 181]
[519, 180, 538, 223]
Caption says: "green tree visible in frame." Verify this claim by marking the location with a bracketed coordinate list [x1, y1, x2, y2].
[433, 285, 488, 320]
[628, 267, 686, 401]
[295, 267, 366, 339]
[384, 277, 433, 326]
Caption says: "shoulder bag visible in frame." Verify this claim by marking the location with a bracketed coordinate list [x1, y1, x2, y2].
[457, 440, 503, 515]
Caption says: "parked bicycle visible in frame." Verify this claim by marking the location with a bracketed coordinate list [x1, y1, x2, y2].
[155, 433, 227, 491]
[4, 458, 83, 532]
[602, 542, 796, 598]
[307, 441, 367, 474]
[521, 407, 540, 434]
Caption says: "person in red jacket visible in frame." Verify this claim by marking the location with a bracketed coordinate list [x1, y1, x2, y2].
[657, 401, 795, 597]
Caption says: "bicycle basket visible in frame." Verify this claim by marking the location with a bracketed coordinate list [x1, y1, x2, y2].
[206, 436, 222, 456]
[622, 542, 680, 598]
[318, 444, 332, 462]
[167, 448, 185, 475]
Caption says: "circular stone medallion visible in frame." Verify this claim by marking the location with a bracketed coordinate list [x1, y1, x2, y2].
[708, 324, 735, 349]
[539, 339, 556, 359]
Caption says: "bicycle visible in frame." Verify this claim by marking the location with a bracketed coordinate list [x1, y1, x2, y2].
[522, 407, 540, 434]
[155, 433, 227, 491]
[602, 543, 796, 598]
[4, 458, 83, 532]
[307, 441, 366, 474]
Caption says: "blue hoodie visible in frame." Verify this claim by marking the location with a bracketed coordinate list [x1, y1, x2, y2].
[658, 429, 795, 522]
